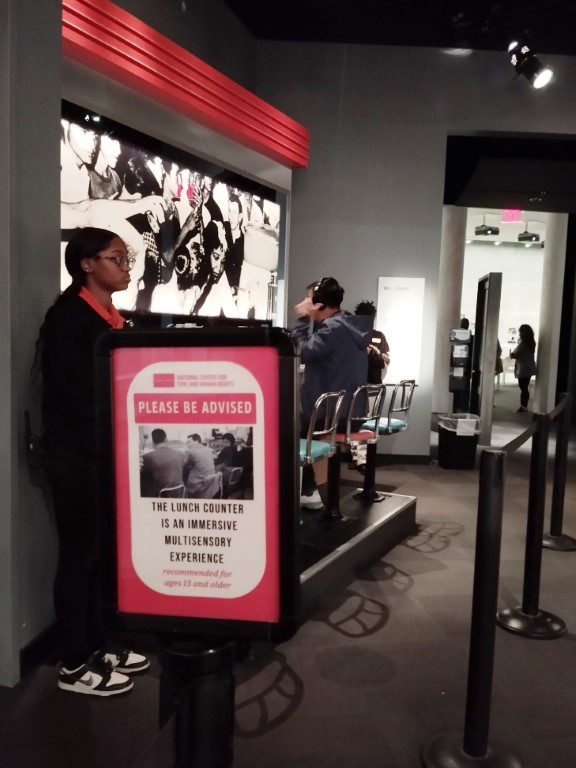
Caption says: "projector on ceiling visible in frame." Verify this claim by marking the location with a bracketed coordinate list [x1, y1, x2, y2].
[475, 224, 500, 236]
[518, 230, 540, 242]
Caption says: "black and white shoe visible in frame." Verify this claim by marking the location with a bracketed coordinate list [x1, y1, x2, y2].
[300, 490, 324, 510]
[95, 646, 150, 674]
[58, 662, 133, 697]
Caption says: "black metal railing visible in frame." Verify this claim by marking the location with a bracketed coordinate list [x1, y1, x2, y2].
[422, 392, 573, 768]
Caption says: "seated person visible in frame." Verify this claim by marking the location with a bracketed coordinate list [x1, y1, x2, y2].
[215, 433, 239, 470]
[235, 438, 253, 497]
[140, 428, 184, 497]
[183, 434, 220, 498]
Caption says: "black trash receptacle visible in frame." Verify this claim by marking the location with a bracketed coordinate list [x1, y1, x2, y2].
[438, 414, 479, 470]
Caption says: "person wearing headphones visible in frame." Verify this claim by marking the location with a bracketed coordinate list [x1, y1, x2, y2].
[293, 277, 371, 509]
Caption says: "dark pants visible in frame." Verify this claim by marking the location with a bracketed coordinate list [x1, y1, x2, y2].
[44, 442, 105, 669]
[518, 377, 531, 408]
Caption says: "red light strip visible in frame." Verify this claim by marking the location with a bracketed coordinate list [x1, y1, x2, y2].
[62, 0, 309, 168]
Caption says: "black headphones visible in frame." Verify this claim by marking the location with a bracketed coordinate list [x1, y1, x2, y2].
[313, 277, 343, 309]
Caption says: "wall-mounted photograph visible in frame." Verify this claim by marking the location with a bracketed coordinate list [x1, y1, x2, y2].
[60, 102, 283, 320]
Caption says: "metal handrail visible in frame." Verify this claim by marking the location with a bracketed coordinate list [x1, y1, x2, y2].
[497, 391, 569, 457]
[499, 421, 538, 456]
[548, 391, 569, 421]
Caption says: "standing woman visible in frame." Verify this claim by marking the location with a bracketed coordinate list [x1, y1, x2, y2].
[510, 324, 537, 413]
[39, 227, 149, 696]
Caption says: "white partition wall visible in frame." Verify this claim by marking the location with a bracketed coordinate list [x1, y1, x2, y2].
[376, 277, 425, 384]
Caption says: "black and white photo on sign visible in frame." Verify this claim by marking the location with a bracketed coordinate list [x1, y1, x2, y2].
[139, 425, 254, 501]
[61, 116, 281, 318]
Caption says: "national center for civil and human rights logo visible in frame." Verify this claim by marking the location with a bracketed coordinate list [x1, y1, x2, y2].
[153, 373, 175, 387]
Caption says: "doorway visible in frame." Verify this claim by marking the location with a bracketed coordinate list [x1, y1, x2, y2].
[461, 207, 549, 422]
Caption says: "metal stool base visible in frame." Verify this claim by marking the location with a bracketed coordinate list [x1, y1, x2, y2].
[353, 489, 389, 504]
[542, 532, 576, 551]
[422, 733, 523, 768]
[496, 606, 566, 639]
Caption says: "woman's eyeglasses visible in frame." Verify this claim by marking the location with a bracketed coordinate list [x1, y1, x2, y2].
[94, 255, 136, 270]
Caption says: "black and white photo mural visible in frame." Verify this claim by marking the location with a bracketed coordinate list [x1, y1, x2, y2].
[60, 102, 283, 319]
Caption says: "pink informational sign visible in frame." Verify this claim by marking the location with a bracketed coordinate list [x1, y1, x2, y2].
[111, 346, 280, 623]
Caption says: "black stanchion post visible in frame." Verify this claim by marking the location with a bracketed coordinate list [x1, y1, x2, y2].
[422, 450, 523, 768]
[497, 414, 566, 639]
[543, 393, 576, 551]
[159, 638, 236, 768]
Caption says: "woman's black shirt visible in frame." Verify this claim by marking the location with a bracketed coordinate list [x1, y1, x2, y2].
[41, 294, 111, 459]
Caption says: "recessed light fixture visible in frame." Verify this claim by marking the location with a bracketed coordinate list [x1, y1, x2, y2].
[494, 241, 502, 246]
[465, 239, 472, 244]
[525, 243, 532, 248]
[442, 48, 473, 57]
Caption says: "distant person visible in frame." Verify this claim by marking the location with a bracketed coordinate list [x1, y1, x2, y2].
[354, 300, 390, 383]
[352, 300, 389, 471]
[495, 339, 503, 379]
[453, 317, 473, 413]
[293, 277, 371, 508]
[215, 433, 239, 469]
[140, 428, 184, 497]
[510, 324, 536, 413]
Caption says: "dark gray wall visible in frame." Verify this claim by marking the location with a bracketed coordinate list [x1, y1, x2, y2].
[254, 42, 576, 455]
[0, 0, 286, 686]
[0, 0, 61, 685]
[114, 0, 256, 90]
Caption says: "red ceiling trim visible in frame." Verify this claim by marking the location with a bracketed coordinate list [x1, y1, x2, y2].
[62, 0, 309, 169]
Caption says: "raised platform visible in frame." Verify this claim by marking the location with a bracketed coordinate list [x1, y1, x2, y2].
[299, 490, 417, 615]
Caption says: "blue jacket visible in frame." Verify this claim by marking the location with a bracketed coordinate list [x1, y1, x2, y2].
[293, 311, 372, 422]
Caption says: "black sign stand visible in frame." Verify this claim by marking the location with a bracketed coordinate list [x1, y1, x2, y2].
[96, 325, 300, 767]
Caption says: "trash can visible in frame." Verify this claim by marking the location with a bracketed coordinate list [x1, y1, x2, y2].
[437, 413, 480, 469]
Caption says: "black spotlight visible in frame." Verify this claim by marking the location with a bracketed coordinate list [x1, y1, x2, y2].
[508, 41, 553, 89]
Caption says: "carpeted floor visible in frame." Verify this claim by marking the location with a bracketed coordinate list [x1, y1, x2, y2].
[1, 406, 575, 768]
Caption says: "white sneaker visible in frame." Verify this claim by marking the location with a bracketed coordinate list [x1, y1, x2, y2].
[300, 490, 324, 510]
[95, 646, 150, 674]
[58, 662, 133, 697]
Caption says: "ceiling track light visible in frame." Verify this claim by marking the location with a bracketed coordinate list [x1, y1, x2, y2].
[508, 41, 553, 89]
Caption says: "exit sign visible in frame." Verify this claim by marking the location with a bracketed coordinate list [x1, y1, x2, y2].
[502, 209, 522, 222]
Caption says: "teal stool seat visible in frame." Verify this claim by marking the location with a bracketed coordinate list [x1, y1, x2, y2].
[362, 417, 407, 434]
[299, 438, 334, 463]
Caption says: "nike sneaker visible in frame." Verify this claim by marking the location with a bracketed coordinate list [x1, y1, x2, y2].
[94, 645, 150, 674]
[58, 662, 133, 697]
